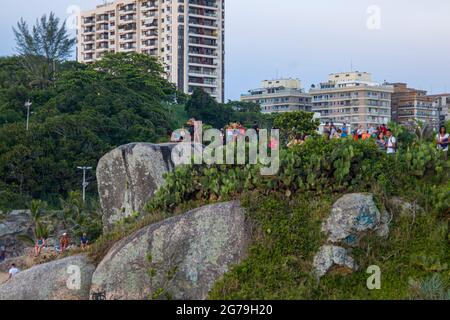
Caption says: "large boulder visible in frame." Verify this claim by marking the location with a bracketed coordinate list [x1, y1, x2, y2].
[313, 193, 391, 278]
[386, 197, 425, 218]
[0, 210, 33, 259]
[90, 201, 249, 300]
[313, 245, 358, 278]
[321, 193, 389, 246]
[97, 143, 180, 232]
[0, 255, 95, 300]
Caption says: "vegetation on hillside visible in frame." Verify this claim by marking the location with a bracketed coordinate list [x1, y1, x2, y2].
[0, 52, 182, 209]
[138, 124, 449, 300]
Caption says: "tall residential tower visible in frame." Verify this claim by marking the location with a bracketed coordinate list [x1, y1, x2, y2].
[77, 0, 225, 102]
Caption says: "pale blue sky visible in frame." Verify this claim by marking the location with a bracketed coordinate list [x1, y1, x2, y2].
[1, 0, 449, 100]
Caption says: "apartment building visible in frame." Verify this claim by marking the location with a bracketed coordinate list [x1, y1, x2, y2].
[311, 72, 393, 129]
[427, 93, 450, 124]
[389, 83, 439, 126]
[77, 0, 225, 102]
[240, 79, 312, 114]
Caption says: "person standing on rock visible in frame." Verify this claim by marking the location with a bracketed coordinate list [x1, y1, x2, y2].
[34, 237, 46, 257]
[60, 233, 70, 253]
[0, 246, 6, 263]
[6, 264, 20, 281]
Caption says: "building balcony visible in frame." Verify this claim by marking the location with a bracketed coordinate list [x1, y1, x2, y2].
[119, 5, 136, 14]
[188, 69, 218, 77]
[189, 0, 219, 9]
[188, 51, 218, 58]
[188, 22, 218, 30]
[141, 3, 158, 10]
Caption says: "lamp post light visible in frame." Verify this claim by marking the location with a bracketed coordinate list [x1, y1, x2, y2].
[24, 100, 32, 131]
[77, 166, 93, 204]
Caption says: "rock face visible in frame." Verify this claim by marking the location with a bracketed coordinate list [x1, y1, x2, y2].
[386, 197, 425, 218]
[313, 193, 390, 278]
[321, 193, 389, 246]
[0, 210, 33, 258]
[90, 201, 249, 300]
[0, 255, 95, 300]
[97, 143, 180, 232]
[313, 245, 358, 278]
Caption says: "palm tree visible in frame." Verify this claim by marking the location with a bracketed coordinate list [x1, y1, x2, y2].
[13, 12, 75, 88]
[16, 200, 50, 246]
[57, 191, 89, 235]
[30, 199, 49, 240]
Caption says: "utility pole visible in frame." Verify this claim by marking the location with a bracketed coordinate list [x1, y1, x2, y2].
[77, 166, 93, 204]
[24, 100, 32, 131]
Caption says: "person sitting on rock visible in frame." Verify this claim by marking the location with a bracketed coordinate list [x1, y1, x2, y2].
[7, 263, 20, 281]
[80, 233, 89, 250]
[60, 233, 70, 253]
[34, 237, 46, 257]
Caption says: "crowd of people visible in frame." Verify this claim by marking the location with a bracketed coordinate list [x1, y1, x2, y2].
[321, 122, 449, 158]
[169, 118, 448, 159]
[321, 122, 399, 154]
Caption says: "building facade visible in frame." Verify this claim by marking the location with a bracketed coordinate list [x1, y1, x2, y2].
[240, 79, 312, 114]
[77, 0, 225, 102]
[389, 83, 439, 126]
[311, 72, 393, 129]
[427, 93, 450, 124]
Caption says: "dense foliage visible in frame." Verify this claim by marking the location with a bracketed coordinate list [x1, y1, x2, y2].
[0, 53, 182, 209]
[273, 111, 320, 143]
[185, 88, 273, 129]
[147, 138, 449, 212]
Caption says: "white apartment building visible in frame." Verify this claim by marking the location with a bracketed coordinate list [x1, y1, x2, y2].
[241, 79, 312, 114]
[77, 0, 225, 102]
[311, 72, 394, 129]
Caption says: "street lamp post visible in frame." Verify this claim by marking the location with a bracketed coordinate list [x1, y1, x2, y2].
[77, 166, 93, 204]
[24, 100, 32, 131]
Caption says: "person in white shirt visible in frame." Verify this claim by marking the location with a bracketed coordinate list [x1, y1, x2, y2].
[436, 125, 449, 160]
[7, 264, 20, 281]
[386, 129, 397, 154]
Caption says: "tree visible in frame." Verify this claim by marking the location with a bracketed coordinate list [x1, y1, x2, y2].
[227, 101, 261, 113]
[0, 53, 182, 207]
[29, 200, 50, 240]
[185, 88, 231, 128]
[273, 111, 320, 143]
[13, 12, 75, 88]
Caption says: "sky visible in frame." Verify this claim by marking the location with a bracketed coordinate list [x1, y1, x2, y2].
[1, 0, 449, 100]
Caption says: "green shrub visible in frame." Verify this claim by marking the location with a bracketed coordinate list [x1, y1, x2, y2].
[146, 138, 448, 213]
